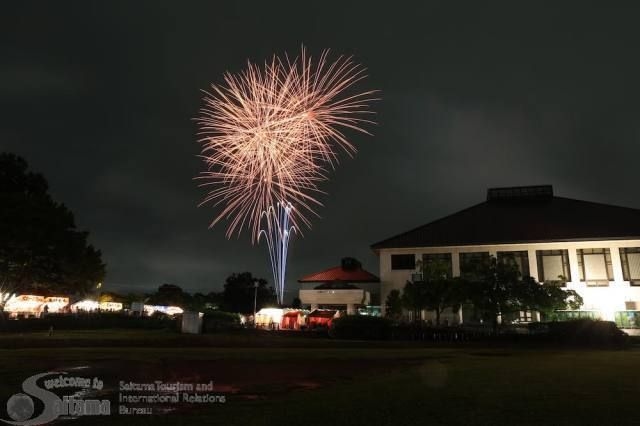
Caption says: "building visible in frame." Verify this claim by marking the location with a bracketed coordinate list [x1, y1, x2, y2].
[298, 257, 379, 315]
[371, 185, 640, 326]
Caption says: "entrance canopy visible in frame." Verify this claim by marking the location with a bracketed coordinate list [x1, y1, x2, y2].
[298, 257, 380, 284]
[298, 258, 378, 314]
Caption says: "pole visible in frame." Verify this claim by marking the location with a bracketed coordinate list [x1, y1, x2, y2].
[253, 280, 258, 327]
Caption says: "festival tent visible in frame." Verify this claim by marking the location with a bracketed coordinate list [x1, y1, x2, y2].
[280, 310, 307, 330]
[71, 300, 124, 312]
[4, 295, 46, 318]
[71, 300, 100, 312]
[42, 297, 70, 314]
[255, 308, 283, 329]
[306, 309, 339, 328]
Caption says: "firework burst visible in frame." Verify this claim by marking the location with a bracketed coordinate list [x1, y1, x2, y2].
[196, 47, 377, 241]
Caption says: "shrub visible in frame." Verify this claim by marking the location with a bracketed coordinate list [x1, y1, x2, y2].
[0, 312, 179, 332]
[329, 315, 393, 340]
[542, 319, 629, 348]
[389, 323, 475, 341]
[202, 310, 241, 332]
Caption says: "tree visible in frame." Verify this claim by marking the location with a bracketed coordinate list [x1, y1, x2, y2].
[291, 297, 302, 309]
[401, 280, 427, 321]
[99, 292, 124, 304]
[181, 291, 224, 312]
[416, 258, 466, 326]
[384, 289, 403, 320]
[148, 284, 186, 306]
[466, 255, 583, 332]
[521, 281, 583, 321]
[186, 292, 208, 311]
[222, 272, 276, 313]
[0, 153, 106, 297]
[422, 278, 467, 326]
[205, 291, 223, 310]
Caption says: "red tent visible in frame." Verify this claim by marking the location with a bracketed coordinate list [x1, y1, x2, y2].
[307, 309, 337, 328]
[281, 310, 304, 330]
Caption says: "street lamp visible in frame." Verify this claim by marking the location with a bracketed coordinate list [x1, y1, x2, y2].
[253, 280, 258, 327]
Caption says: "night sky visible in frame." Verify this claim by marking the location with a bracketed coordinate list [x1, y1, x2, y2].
[2, 2, 640, 299]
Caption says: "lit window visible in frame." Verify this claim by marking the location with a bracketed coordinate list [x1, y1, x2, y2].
[518, 310, 534, 322]
[577, 248, 613, 286]
[391, 254, 415, 270]
[497, 251, 530, 278]
[619, 248, 640, 286]
[536, 250, 571, 285]
[459, 252, 490, 280]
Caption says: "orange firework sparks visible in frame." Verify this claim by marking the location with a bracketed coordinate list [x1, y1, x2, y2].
[196, 47, 377, 241]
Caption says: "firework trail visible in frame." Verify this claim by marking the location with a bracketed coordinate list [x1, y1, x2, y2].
[258, 202, 295, 304]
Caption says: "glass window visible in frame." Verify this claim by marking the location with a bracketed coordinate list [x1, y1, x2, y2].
[421, 253, 453, 279]
[554, 310, 600, 321]
[391, 254, 415, 270]
[620, 248, 640, 286]
[518, 310, 533, 322]
[615, 311, 640, 328]
[536, 250, 571, 285]
[577, 248, 613, 286]
[459, 252, 490, 280]
[497, 251, 530, 278]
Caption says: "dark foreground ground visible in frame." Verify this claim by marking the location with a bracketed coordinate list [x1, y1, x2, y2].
[0, 330, 638, 426]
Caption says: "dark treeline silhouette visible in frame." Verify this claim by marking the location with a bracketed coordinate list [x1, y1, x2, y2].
[0, 153, 105, 300]
[96, 273, 277, 314]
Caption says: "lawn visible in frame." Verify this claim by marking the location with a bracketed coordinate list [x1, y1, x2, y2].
[0, 330, 638, 426]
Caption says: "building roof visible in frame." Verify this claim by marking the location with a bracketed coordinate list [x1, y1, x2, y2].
[307, 309, 337, 318]
[298, 258, 380, 283]
[371, 185, 640, 251]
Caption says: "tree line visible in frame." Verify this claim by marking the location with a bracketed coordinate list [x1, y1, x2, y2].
[0, 153, 283, 314]
[109, 273, 279, 314]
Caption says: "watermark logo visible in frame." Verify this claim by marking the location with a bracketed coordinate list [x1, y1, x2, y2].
[2, 372, 110, 426]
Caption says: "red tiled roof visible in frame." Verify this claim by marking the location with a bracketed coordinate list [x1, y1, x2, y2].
[298, 266, 380, 283]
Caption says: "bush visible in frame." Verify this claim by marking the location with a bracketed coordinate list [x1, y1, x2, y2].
[0, 312, 179, 332]
[390, 323, 477, 341]
[329, 315, 392, 340]
[202, 310, 241, 332]
[540, 319, 629, 348]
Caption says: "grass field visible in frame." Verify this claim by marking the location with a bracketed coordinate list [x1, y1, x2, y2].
[0, 330, 638, 425]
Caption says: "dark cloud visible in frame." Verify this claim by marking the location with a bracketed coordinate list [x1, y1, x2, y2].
[2, 1, 640, 298]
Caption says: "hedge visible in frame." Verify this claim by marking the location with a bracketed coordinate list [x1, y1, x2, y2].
[534, 319, 629, 347]
[202, 310, 242, 333]
[0, 312, 179, 332]
[329, 315, 393, 340]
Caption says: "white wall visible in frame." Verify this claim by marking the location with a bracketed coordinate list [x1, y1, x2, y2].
[299, 289, 370, 305]
[377, 239, 640, 321]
